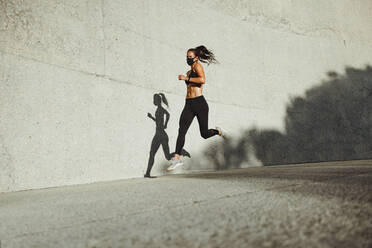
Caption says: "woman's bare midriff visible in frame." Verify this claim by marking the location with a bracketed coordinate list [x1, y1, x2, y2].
[186, 84, 203, 99]
[185, 70, 204, 99]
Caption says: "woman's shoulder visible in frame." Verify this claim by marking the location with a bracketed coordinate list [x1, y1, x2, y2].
[194, 62, 203, 69]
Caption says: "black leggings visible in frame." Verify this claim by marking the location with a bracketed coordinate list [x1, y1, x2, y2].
[175, 95, 219, 155]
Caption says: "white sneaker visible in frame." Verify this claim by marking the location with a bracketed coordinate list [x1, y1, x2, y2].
[216, 126, 228, 139]
[166, 157, 184, 172]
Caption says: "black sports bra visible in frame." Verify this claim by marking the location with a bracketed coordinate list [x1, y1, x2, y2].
[185, 70, 201, 87]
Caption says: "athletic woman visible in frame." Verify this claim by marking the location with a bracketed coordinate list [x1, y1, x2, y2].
[166, 45, 227, 172]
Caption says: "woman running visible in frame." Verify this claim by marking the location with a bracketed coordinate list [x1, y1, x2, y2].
[166, 45, 227, 172]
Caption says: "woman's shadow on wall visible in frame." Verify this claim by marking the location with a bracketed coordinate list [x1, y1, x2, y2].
[145, 93, 190, 178]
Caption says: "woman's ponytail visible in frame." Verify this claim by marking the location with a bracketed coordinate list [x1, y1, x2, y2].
[159, 93, 169, 108]
[190, 45, 219, 65]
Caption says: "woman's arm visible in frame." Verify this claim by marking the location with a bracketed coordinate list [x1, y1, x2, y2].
[164, 110, 170, 128]
[147, 112, 156, 121]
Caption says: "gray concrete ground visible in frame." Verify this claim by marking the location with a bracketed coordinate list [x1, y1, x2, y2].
[0, 159, 371, 248]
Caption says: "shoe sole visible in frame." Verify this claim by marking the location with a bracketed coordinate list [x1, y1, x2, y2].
[166, 162, 183, 172]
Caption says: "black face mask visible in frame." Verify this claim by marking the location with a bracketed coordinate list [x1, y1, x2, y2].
[187, 57, 196, 65]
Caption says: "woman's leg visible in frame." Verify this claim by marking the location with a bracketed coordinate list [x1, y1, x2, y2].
[194, 97, 219, 139]
[175, 102, 195, 156]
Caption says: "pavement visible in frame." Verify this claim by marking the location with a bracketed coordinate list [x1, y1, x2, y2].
[0, 159, 371, 248]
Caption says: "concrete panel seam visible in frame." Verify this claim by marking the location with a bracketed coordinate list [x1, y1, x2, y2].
[0, 50, 263, 111]
[101, 0, 106, 75]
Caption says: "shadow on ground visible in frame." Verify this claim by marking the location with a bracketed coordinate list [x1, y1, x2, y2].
[167, 159, 372, 203]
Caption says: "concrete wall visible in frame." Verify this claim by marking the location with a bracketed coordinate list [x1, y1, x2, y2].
[1, 0, 371, 193]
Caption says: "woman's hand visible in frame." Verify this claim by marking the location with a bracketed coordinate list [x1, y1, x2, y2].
[178, 74, 187, 81]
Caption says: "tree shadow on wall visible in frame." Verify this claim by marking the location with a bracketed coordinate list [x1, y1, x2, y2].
[200, 64, 372, 169]
[145, 93, 190, 177]
[250, 65, 372, 165]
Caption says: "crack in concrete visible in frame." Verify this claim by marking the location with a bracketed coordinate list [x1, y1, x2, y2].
[195, 0, 372, 45]
[242, 12, 343, 39]
[0, 134, 15, 192]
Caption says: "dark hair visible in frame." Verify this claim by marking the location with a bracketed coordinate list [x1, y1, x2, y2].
[188, 45, 219, 65]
